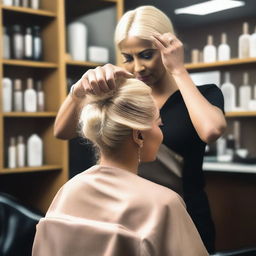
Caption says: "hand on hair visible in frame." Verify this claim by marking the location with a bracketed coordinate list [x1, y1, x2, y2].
[71, 64, 134, 98]
[151, 33, 186, 75]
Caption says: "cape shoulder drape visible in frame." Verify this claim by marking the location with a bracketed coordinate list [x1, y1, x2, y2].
[32, 165, 208, 256]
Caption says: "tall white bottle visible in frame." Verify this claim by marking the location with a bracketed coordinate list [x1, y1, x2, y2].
[3, 77, 12, 112]
[36, 80, 45, 111]
[239, 72, 251, 110]
[24, 78, 37, 112]
[3, 27, 11, 59]
[17, 135, 25, 167]
[249, 26, 256, 57]
[238, 22, 250, 58]
[218, 33, 231, 61]
[27, 134, 43, 166]
[14, 79, 23, 111]
[67, 21, 87, 61]
[8, 137, 16, 168]
[221, 72, 236, 112]
[203, 35, 216, 63]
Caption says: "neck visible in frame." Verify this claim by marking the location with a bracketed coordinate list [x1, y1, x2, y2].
[152, 71, 178, 97]
[99, 148, 139, 175]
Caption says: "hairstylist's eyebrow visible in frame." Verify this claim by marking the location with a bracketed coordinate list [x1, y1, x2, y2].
[121, 48, 156, 56]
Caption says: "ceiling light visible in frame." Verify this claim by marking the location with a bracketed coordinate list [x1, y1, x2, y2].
[174, 0, 245, 16]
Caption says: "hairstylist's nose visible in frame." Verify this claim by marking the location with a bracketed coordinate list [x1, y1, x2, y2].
[134, 59, 145, 73]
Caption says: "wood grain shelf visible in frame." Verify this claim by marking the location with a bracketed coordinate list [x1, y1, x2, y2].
[1, 5, 56, 17]
[185, 58, 256, 71]
[0, 165, 62, 175]
[3, 112, 57, 118]
[225, 111, 256, 117]
[66, 60, 103, 67]
[2, 59, 58, 68]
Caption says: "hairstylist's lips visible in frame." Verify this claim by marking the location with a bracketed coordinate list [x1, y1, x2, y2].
[137, 74, 151, 82]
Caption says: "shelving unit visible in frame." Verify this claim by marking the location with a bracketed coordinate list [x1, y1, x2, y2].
[182, 22, 256, 249]
[0, 0, 123, 213]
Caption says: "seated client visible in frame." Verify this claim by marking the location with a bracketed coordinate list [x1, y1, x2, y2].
[32, 78, 208, 256]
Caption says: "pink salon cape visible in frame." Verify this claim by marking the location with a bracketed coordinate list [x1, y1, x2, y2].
[32, 165, 209, 256]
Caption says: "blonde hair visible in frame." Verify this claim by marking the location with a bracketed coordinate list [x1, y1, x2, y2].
[79, 78, 156, 155]
[115, 5, 174, 46]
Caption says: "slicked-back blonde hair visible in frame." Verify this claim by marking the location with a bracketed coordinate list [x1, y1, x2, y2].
[79, 78, 157, 156]
[115, 5, 174, 47]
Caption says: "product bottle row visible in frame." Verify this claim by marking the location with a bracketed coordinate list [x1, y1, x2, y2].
[7, 133, 43, 169]
[221, 72, 256, 112]
[2, 77, 45, 112]
[2, 0, 40, 9]
[3, 25, 43, 61]
[191, 22, 256, 63]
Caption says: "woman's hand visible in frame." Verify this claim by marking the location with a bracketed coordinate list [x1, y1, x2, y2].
[151, 33, 186, 75]
[71, 63, 134, 99]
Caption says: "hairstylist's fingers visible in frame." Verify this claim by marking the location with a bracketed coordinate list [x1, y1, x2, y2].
[95, 66, 110, 93]
[84, 69, 101, 95]
[114, 67, 134, 79]
[104, 64, 116, 90]
[151, 34, 167, 49]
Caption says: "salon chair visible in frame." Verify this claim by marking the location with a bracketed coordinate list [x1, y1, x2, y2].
[0, 192, 43, 256]
[211, 247, 256, 256]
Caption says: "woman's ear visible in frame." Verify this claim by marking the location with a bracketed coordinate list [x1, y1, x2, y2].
[132, 130, 144, 148]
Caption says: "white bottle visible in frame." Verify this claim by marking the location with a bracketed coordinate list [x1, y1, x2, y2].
[218, 33, 231, 61]
[24, 78, 37, 112]
[8, 137, 16, 168]
[239, 72, 251, 110]
[14, 79, 23, 111]
[24, 27, 33, 60]
[12, 25, 24, 59]
[238, 22, 250, 59]
[249, 26, 256, 57]
[30, 0, 40, 9]
[36, 80, 45, 111]
[2, 77, 12, 112]
[3, 0, 13, 6]
[221, 72, 236, 112]
[203, 35, 216, 63]
[233, 121, 241, 149]
[17, 135, 25, 167]
[3, 27, 11, 59]
[27, 134, 43, 166]
[216, 137, 227, 161]
[67, 21, 87, 61]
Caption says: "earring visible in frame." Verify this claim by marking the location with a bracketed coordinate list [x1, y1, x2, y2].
[138, 142, 143, 163]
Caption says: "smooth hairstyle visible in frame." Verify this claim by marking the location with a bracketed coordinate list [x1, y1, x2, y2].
[79, 78, 157, 155]
[115, 5, 174, 46]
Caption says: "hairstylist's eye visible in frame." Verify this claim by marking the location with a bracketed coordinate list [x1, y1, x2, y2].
[140, 50, 154, 60]
[122, 54, 133, 63]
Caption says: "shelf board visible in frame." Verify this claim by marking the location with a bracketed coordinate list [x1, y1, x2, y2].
[66, 60, 104, 67]
[1, 5, 56, 17]
[203, 162, 256, 174]
[2, 59, 58, 68]
[3, 112, 57, 118]
[0, 165, 62, 175]
[185, 58, 256, 71]
[225, 111, 256, 117]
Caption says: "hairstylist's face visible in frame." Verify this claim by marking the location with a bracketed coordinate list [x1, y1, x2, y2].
[119, 36, 166, 87]
[141, 108, 163, 162]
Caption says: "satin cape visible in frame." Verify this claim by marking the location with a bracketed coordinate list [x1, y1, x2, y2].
[32, 165, 208, 256]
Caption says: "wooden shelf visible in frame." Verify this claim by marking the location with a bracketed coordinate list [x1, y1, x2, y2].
[3, 112, 57, 118]
[225, 111, 256, 117]
[66, 60, 103, 67]
[3, 59, 58, 68]
[185, 58, 256, 71]
[0, 165, 62, 175]
[1, 5, 56, 17]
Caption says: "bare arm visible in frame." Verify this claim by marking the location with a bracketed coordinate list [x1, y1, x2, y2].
[54, 64, 134, 140]
[152, 34, 227, 144]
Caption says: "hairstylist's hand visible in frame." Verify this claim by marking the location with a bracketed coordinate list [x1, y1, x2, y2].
[151, 33, 186, 75]
[71, 64, 134, 98]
